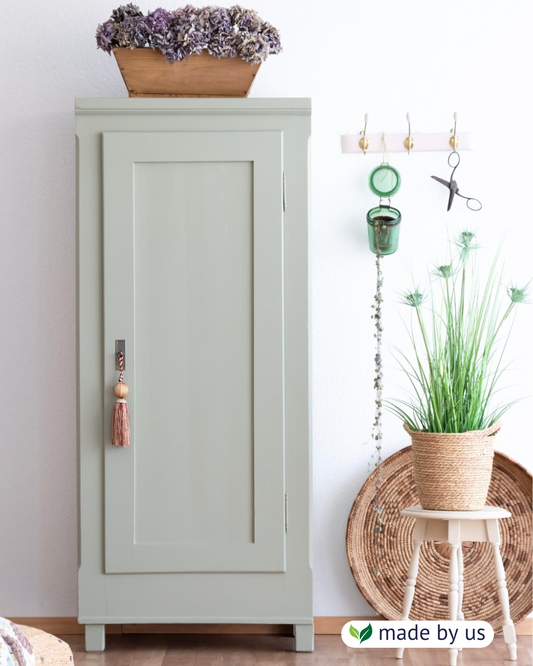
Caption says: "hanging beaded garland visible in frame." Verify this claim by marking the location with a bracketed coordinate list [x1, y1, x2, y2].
[364, 144, 401, 576]
[368, 243, 384, 572]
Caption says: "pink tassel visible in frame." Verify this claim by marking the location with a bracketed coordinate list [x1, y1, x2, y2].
[112, 350, 130, 447]
[112, 397, 130, 447]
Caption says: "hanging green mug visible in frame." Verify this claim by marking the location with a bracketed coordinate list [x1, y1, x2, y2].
[367, 205, 401, 255]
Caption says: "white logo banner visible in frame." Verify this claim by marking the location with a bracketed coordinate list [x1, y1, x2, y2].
[341, 620, 494, 649]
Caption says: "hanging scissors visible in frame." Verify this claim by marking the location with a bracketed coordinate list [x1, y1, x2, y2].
[431, 151, 482, 211]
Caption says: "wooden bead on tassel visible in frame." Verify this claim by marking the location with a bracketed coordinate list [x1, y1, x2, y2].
[112, 382, 130, 447]
[114, 382, 129, 398]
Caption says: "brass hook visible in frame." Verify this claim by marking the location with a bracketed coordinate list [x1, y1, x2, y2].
[449, 111, 460, 150]
[403, 112, 414, 154]
[359, 113, 369, 154]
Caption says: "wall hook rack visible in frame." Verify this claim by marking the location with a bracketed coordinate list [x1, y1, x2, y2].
[342, 111, 474, 154]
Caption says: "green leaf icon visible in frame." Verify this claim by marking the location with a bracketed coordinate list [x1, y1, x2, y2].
[359, 623, 373, 645]
[349, 624, 359, 639]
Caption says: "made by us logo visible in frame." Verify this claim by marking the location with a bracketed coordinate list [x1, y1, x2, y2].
[341, 620, 494, 649]
[348, 622, 373, 645]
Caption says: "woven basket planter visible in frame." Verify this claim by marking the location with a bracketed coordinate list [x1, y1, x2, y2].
[113, 48, 260, 98]
[405, 422, 501, 511]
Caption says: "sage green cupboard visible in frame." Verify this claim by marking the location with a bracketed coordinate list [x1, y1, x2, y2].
[76, 99, 312, 652]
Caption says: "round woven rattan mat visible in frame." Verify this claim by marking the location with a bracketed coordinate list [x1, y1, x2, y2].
[346, 447, 532, 632]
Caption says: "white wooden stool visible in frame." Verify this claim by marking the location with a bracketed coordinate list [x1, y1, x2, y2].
[396, 506, 516, 665]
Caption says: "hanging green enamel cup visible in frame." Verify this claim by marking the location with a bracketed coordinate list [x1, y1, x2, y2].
[367, 205, 401, 255]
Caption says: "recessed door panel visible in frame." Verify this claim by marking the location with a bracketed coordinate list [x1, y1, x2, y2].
[134, 161, 254, 547]
[103, 132, 285, 573]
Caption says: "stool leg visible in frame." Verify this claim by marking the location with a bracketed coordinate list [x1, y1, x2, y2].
[448, 520, 460, 666]
[457, 544, 464, 651]
[396, 518, 426, 660]
[457, 544, 464, 620]
[488, 519, 517, 661]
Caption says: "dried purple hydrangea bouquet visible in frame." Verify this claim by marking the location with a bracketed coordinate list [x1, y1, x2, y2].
[96, 3, 281, 65]
[96, 4, 281, 96]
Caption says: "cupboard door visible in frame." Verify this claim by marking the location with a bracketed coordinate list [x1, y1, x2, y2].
[102, 131, 285, 573]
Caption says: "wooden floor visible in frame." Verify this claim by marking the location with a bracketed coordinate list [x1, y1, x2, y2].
[63, 634, 532, 665]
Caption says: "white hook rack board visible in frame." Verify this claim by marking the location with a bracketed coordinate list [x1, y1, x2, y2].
[341, 132, 474, 153]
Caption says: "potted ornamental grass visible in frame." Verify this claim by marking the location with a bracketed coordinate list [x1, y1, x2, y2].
[96, 3, 282, 97]
[388, 231, 529, 511]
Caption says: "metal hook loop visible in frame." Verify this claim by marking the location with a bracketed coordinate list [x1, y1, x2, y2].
[448, 150, 460, 168]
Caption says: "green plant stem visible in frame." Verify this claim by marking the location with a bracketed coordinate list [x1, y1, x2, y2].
[415, 305, 443, 432]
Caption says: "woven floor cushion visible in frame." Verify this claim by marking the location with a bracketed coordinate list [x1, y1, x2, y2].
[17, 626, 73, 665]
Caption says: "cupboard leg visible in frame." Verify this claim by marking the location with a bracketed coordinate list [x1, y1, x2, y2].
[85, 624, 105, 652]
[294, 623, 314, 652]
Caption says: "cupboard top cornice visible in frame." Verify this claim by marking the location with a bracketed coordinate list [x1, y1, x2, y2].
[75, 98, 312, 116]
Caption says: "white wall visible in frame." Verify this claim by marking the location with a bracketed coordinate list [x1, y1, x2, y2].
[1, 0, 531, 617]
